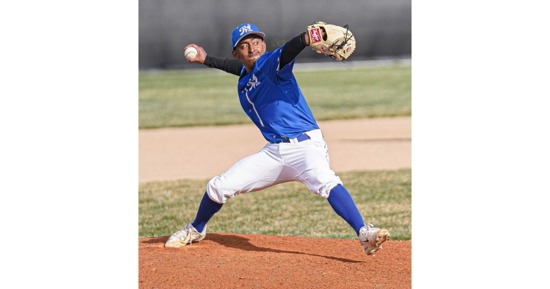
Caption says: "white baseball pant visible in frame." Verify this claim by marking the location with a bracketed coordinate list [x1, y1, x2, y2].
[206, 129, 343, 204]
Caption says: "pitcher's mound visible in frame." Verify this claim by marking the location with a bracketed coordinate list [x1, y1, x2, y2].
[139, 233, 411, 288]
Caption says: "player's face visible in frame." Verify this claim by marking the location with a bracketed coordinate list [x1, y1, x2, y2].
[233, 36, 266, 71]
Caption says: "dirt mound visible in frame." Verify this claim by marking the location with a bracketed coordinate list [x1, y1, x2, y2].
[139, 233, 411, 288]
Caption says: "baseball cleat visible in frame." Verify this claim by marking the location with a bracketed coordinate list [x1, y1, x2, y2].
[164, 223, 207, 248]
[358, 224, 390, 256]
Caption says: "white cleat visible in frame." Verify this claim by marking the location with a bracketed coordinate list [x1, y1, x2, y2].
[358, 223, 390, 256]
[164, 223, 207, 248]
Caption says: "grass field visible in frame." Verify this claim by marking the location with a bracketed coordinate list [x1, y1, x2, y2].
[139, 169, 411, 240]
[139, 64, 411, 128]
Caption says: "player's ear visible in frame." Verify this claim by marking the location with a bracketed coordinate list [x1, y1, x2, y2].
[232, 50, 239, 59]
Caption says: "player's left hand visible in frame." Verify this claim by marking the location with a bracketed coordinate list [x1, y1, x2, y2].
[306, 21, 356, 61]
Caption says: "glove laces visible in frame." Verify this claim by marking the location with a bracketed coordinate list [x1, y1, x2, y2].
[328, 24, 353, 61]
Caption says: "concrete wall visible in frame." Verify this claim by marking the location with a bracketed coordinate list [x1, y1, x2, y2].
[139, 0, 411, 69]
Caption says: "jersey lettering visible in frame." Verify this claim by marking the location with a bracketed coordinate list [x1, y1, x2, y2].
[243, 74, 264, 127]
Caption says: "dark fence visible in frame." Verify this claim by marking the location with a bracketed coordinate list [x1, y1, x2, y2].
[139, 0, 411, 69]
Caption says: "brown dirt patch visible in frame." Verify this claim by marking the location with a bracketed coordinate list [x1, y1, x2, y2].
[139, 234, 411, 289]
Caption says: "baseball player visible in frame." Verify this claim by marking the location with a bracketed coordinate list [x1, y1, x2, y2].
[165, 22, 390, 255]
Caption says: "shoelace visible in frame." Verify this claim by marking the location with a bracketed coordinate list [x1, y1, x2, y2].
[186, 225, 200, 245]
[184, 226, 194, 245]
[364, 223, 376, 242]
[173, 228, 187, 240]
[169, 225, 190, 243]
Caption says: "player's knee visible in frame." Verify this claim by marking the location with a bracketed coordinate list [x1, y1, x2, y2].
[318, 181, 343, 199]
[206, 176, 230, 204]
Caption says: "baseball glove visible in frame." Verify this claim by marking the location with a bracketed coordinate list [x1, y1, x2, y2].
[306, 21, 356, 61]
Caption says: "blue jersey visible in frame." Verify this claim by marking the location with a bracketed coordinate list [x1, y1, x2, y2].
[237, 45, 319, 143]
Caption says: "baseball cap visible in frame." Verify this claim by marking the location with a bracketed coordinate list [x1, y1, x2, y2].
[231, 23, 265, 49]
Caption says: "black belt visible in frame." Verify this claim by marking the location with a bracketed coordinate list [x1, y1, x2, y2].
[280, 133, 310, 143]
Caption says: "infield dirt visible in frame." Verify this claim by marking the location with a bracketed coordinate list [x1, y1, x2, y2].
[139, 117, 411, 288]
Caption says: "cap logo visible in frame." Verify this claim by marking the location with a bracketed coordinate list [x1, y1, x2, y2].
[239, 24, 253, 36]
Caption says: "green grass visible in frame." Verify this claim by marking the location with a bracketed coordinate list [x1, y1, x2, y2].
[139, 64, 411, 129]
[139, 169, 411, 240]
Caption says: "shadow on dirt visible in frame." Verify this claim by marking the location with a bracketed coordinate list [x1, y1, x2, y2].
[208, 233, 363, 264]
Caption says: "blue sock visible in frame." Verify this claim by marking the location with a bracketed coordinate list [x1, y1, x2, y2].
[327, 184, 366, 235]
[191, 192, 223, 232]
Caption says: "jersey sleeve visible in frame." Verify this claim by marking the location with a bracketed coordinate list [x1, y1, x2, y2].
[255, 46, 295, 82]
[274, 45, 296, 81]
[279, 32, 307, 69]
[204, 55, 242, 76]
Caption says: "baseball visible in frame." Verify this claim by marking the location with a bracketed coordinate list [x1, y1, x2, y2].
[185, 47, 198, 60]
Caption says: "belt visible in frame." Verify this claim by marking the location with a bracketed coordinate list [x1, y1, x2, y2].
[280, 133, 310, 143]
